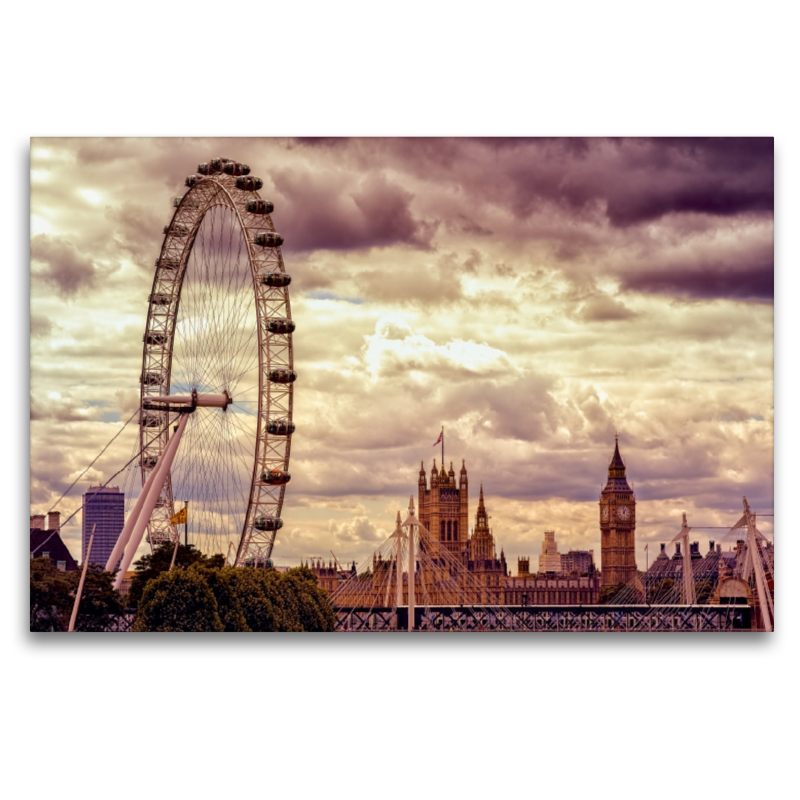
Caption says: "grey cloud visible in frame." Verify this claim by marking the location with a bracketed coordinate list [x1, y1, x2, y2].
[31, 234, 100, 297]
[623, 262, 773, 301]
[31, 314, 54, 338]
[579, 295, 638, 322]
[272, 167, 436, 253]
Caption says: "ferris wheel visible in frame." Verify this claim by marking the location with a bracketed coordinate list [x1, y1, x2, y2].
[137, 157, 295, 567]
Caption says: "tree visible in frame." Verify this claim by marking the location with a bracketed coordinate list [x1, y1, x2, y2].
[227, 568, 287, 631]
[695, 579, 715, 604]
[127, 543, 224, 607]
[133, 566, 224, 632]
[599, 582, 628, 604]
[200, 567, 250, 632]
[284, 567, 336, 632]
[131, 561, 338, 633]
[647, 578, 676, 604]
[30, 557, 73, 631]
[67, 565, 124, 632]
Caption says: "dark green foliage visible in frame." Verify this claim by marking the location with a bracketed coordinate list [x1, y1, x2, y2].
[695, 579, 715, 604]
[599, 582, 629, 604]
[227, 569, 284, 631]
[30, 557, 73, 631]
[68, 565, 124, 632]
[200, 567, 250, 632]
[133, 567, 224, 632]
[127, 543, 224, 607]
[131, 563, 336, 632]
[284, 567, 336, 632]
[647, 578, 677, 604]
[30, 558, 124, 632]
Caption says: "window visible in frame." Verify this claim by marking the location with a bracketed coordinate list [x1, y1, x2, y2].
[57, 561, 66, 571]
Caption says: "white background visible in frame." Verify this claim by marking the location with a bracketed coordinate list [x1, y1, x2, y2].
[5, 2, 796, 798]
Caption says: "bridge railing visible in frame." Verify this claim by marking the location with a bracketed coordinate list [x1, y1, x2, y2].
[334, 604, 754, 632]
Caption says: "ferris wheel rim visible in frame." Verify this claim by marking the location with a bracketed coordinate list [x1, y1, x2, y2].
[138, 162, 293, 565]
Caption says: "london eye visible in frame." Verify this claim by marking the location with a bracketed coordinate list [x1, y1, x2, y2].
[137, 157, 294, 568]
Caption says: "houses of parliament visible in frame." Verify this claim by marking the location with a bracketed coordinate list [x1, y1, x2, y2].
[309, 437, 638, 604]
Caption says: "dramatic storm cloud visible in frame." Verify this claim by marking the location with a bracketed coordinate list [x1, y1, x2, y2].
[30, 137, 773, 569]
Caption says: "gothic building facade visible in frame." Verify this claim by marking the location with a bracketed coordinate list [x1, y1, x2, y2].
[418, 459, 469, 557]
[599, 436, 637, 587]
[465, 484, 507, 589]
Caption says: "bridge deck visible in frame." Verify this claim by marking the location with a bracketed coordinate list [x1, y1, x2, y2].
[334, 604, 754, 632]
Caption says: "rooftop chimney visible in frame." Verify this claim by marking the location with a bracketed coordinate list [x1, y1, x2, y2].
[30, 514, 45, 530]
[47, 511, 60, 531]
[709, 540, 715, 552]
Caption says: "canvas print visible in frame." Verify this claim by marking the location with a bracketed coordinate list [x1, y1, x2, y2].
[29, 137, 774, 632]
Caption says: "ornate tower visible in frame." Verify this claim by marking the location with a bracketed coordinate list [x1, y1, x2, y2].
[470, 484, 495, 562]
[418, 458, 469, 558]
[599, 435, 637, 587]
[467, 483, 507, 590]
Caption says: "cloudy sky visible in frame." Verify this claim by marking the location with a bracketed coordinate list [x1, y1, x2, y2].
[30, 137, 773, 570]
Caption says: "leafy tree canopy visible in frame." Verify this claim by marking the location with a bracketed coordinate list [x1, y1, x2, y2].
[132, 564, 336, 632]
[30, 558, 124, 632]
[127, 543, 224, 607]
[133, 566, 224, 632]
[30, 557, 73, 631]
[599, 582, 629, 604]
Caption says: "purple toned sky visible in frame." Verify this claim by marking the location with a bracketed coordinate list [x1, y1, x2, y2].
[30, 137, 773, 569]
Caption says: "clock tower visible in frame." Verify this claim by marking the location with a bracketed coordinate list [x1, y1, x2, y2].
[599, 435, 637, 587]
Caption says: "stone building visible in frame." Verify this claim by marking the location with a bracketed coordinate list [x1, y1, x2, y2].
[418, 459, 469, 557]
[465, 484, 507, 590]
[599, 436, 637, 587]
[538, 530, 562, 573]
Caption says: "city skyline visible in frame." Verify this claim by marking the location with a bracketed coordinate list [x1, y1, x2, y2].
[30, 137, 774, 570]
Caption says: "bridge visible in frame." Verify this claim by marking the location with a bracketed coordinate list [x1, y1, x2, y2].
[335, 604, 752, 632]
[329, 496, 771, 633]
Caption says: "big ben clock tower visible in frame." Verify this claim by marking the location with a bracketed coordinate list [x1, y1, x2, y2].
[599, 435, 637, 587]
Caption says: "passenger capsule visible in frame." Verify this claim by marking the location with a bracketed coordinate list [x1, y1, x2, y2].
[254, 515, 283, 532]
[262, 469, 291, 485]
[185, 174, 204, 187]
[236, 176, 263, 191]
[156, 256, 180, 270]
[142, 456, 158, 470]
[140, 412, 163, 428]
[268, 369, 297, 384]
[145, 332, 167, 346]
[209, 158, 225, 172]
[163, 224, 190, 237]
[267, 317, 295, 334]
[197, 162, 210, 175]
[267, 419, 295, 436]
[140, 371, 163, 386]
[254, 231, 284, 247]
[247, 199, 275, 214]
[173, 197, 183, 207]
[150, 293, 172, 306]
[222, 161, 250, 176]
[260, 271, 292, 288]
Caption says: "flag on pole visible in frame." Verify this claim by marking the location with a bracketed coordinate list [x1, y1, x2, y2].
[433, 430, 443, 447]
[170, 508, 187, 525]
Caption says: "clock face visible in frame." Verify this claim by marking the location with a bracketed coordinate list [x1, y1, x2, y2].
[601, 506, 609, 521]
[617, 505, 630, 521]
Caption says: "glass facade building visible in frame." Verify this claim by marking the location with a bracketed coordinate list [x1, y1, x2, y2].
[82, 486, 124, 569]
